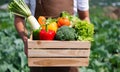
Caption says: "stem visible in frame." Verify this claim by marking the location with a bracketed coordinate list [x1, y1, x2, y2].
[45, 24, 48, 32]
[20, 0, 31, 16]
[8, 0, 31, 17]
[14, 0, 27, 15]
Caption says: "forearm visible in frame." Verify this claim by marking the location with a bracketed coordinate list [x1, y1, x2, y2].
[14, 15, 28, 55]
[77, 0, 90, 22]
[78, 10, 90, 23]
[14, 15, 28, 43]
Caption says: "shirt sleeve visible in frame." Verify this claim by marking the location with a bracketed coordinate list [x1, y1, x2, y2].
[25, 0, 29, 5]
[24, 0, 36, 15]
[77, 0, 89, 11]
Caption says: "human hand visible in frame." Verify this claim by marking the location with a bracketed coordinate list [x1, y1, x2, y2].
[22, 36, 28, 56]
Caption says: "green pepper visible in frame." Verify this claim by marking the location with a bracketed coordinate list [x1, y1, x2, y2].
[32, 29, 40, 40]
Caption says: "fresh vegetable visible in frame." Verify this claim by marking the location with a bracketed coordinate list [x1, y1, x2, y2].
[41, 18, 58, 32]
[39, 29, 55, 40]
[60, 11, 71, 18]
[55, 26, 76, 41]
[47, 22, 58, 32]
[75, 20, 94, 41]
[60, 11, 81, 27]
[69, 15, 81, 27]
[57, 17, 70, 27]
[32, 29, 40, 40]
[8, 0, 40, 30]
[38, 16, 46, 29]
[38, 16, 46, 25]
[27, 16, 40, 30]
[60, 11, 94, 41]
[39, 20, 56, 40]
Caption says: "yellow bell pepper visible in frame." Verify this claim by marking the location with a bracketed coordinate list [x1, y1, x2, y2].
[47, 22, 58, 32]
[42, 22, 58, 33]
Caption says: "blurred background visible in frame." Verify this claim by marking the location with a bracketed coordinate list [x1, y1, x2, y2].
[0, 0, 120, 72]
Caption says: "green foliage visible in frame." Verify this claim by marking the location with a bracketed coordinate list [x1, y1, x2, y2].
[90, 0, 120, 7]
[0, 0, 10, 5]
[0, 10, 30, 72]
[0, 5, 120, 72]
[80, 16, 120, 72]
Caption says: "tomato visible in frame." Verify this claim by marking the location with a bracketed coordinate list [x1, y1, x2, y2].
[57, 17, 70, 27]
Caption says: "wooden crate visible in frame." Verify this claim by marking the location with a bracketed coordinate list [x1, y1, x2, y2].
[28, 39, 91, 67]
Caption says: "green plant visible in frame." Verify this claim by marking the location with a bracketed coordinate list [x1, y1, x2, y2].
[0, 10, 30, 72]
[81, 16, 120, 72]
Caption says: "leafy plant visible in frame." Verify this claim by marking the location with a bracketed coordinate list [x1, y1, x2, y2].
[0, 5, 120, 72]
[0, 10, 30, 72]
[81, 15, 120, 72]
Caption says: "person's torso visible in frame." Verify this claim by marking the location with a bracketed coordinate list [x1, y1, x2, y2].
[35, 0, 74, 19]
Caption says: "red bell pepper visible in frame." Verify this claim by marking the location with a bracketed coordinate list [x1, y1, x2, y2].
[39, 29, 55, 40]
[39, 19, 56, 40]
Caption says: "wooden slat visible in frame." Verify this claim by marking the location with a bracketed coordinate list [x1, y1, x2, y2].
[28, 49, 90, 57]
[28, 40, 91, 48]
[28, 39, 91, 67]
[28, 58, 89, 67]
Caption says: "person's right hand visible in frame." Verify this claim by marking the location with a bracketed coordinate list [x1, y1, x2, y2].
[22, 36, 28, 56]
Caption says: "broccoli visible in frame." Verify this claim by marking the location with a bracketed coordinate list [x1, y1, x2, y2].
[55, 26, 76, 41]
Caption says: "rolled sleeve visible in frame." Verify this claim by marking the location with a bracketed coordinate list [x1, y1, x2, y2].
[77, 0, 89, 11]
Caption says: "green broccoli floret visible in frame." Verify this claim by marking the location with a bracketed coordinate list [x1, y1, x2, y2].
[55, 26, 76, 41]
